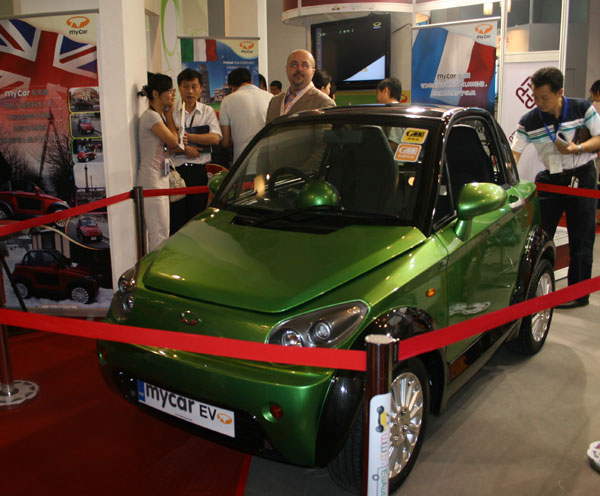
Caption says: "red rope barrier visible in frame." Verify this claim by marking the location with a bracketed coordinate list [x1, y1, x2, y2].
[0, 276, 598, 371]
[535, 182, 600, 199]
[0, 181, 598, 371]
[0, 191, 131, 238]
[143, 185, 209, 198]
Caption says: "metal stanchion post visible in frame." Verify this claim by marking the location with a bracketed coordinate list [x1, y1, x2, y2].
[132, 186, 146, 259]
[363, 334, 395, 496]
[0, 254, 38, 409]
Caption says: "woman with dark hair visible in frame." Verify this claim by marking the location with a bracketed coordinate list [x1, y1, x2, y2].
[312, 69, 332, 97]
[137, 72, 180, 250]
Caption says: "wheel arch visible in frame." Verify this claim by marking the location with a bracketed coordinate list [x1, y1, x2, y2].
[314, 306, 447, 466]
[511, 226, 555, 305]
[506, 226, 555, 342]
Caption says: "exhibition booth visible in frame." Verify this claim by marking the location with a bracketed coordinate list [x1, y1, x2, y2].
[0, 1, 599, 495]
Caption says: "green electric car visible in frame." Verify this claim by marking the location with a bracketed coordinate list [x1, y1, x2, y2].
[98, 104, 555, 493]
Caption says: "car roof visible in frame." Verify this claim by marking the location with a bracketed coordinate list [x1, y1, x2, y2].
[278, 103, 490, 124]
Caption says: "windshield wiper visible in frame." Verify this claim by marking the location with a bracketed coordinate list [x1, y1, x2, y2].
[252, 204, 400, 227]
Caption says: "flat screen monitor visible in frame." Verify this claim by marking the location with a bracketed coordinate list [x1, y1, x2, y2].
[311, 14, 391, 90]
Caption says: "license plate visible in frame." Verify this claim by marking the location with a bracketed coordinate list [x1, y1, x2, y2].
[137, 380, 235, 437]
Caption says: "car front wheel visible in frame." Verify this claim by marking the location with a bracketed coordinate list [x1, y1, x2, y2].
[328, 358, 430, 494]
[69, 283, 93, 304]
[508, 258, 554, 355]
[15, 279, 31, 299]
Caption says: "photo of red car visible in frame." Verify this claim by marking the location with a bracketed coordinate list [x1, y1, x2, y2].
[76, 216, 102, 242]
[12, 249, 99, 304]
[77, 151, 96, 162]
[0, 179, 69, 223]
[77, 117, 94, 134]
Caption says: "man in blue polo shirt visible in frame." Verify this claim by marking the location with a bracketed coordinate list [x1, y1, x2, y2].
[512, 67, 600, 308]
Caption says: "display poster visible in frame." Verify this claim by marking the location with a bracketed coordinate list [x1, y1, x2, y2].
[411, 20, 497, 112]
[180, 37, 259, 104]
[499, 58, 559, 181]
[0, 15, 113, 314]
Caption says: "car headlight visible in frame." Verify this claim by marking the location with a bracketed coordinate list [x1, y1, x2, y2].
[111, 265, 138, 322]
[267, 301, 369, 348]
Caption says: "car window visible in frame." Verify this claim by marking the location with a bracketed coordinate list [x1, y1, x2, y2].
[214, 119, 436, 228]
[38, 251, 56, 266]
[444, 118, 505, 206]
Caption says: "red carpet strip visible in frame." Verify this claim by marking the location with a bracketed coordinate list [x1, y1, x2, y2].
[0, 331, 250, 496]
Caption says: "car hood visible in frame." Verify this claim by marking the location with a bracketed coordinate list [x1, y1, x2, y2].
[142, 209, 426, 313]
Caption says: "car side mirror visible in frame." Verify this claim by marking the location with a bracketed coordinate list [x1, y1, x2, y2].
[208, 171, 228, 195]
[454, 183, 507, 241]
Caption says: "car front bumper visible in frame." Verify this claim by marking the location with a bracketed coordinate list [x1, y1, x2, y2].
[97, 337, 341, 466]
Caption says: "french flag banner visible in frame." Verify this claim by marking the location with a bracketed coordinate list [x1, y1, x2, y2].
[411, 20, 497, 111]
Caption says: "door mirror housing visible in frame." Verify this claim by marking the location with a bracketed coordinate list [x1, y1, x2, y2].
[455, 183, 507, 241]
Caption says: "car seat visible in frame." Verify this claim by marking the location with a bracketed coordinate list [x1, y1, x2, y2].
[326, 126, 398, 213]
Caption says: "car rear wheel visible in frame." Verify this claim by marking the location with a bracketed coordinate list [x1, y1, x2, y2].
[327, 358, 430, 494]
[15, 279, 31, 299]
[0, 206, 10, 220]
[49, 206, 68, 229]
[69, 283, 93, 304]
[507, 258, 554, 355]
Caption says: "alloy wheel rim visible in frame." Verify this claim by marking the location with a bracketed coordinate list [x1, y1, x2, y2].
[71, 287, 89, 303]
[16, 282, 28, 298]
[532, 272, 553, 342]
[388, 370, 424, 478]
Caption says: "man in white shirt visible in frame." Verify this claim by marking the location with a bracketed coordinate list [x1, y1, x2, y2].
[171, 68, 222, 233]
[219, 67, 272, 163]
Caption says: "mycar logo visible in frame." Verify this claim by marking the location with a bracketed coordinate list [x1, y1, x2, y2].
[66, 16, 90, 35]
[240, 41, 255, 54]
[475, 23, 493, 41]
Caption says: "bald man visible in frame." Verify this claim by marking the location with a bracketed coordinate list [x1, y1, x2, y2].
[266, 49, 335, 124]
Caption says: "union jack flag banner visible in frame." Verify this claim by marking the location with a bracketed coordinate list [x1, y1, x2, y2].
[0, 18, 98, 96]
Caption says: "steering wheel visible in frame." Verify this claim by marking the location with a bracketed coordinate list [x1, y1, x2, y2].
[267, 167, 311, 199]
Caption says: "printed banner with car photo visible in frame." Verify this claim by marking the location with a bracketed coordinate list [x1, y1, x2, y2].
[180, 37, 260, 104]
[411, 20, 497, 112]
[0, 14, 112, 314]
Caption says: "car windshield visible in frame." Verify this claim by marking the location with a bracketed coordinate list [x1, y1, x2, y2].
[80, 219, 96, 226]
[213, 117, 436, 228]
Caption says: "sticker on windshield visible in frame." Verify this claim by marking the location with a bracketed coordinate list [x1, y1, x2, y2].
[394, 144, 421, 162]
[402, 128, 428, 144]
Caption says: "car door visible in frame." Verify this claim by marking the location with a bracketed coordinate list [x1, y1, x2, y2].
[33, 251, 62, 291]
[433, 116, 529, 368]
[12, 180, 43, 215]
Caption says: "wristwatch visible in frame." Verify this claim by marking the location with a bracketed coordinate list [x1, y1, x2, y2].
[577, 144, 583, 154]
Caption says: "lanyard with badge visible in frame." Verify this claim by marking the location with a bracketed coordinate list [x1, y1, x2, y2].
[537, 97, 567, 174]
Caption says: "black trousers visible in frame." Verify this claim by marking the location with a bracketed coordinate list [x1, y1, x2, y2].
[535, 161, 597, 300]
[169, 162, 209, 234]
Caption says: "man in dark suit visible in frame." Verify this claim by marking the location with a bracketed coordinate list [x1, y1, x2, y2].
[266, 49, 335, 124]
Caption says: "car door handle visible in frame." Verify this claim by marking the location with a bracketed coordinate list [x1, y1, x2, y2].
[508, 195, 524, 211]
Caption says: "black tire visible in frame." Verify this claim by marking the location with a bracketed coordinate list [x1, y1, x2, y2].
[15, 279, 31, 299]
[327, 358, 430, 494]
[507, 258, 554, 355]
[0, 205, 10, 220]
[69, 283, 93, 304]
[49, 206, 67, 229]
